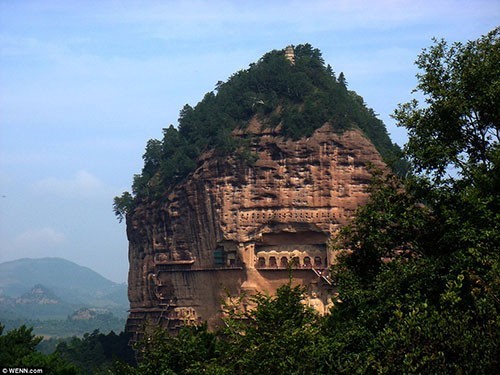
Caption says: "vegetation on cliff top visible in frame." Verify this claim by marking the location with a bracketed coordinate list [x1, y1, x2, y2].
[114, 44, 404, 221]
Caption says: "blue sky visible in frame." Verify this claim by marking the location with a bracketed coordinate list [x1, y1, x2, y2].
[0, 0, 498, 283]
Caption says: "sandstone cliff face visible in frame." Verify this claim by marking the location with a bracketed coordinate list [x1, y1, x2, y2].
[126, 121, 386, 336]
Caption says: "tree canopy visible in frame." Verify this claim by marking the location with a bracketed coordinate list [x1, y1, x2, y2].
[393, 27, 499, 183]
[0, 324, 77, 374]
[114, 44, 404, 219]
[328, 26, 499, 373]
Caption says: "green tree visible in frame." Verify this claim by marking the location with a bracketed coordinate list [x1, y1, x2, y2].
[327, 27, 500, 373]
[393, 27, 499, 183]
[121, 284, 326, 374]
[142, 139, 163, 178]
[113, 191, 134, 223]
[331, 172, 439, 281]
[337, 72, 347, 87]
[55, 330, 135, 374]
[220, 283, 325, 375]
[122, 324, 225, 375]
[0, 324, 77, 374]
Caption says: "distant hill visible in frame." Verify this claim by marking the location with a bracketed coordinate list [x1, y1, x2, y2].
[0, 257, 115, 297]
[17, 284, 61, 305]
[0, 284, 77, 320]
[0, 258, 128, 319]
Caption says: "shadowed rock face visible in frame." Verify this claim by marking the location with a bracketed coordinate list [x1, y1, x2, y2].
[126, 121, 386, 337]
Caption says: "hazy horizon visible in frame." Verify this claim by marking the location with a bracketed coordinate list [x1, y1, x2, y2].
[1, 1, 498, 283]
[0, 256, 126, 284]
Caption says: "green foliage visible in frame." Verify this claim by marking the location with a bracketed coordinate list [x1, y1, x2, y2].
[123, 324, 224, 375]
[324, 253, 499, 373]
[326, 26, 500, 373]
[115, 43, 404, 218]
[55, 330, 135, 374]
[1, 311, 127, 339]
[122, 284, 326, 375]
[0, 324, 78, 374]
[221, 284, 324, 375]
[331, 172, 440, 280]
[325, 174, 499, 372]
[113, 191, 134, 223]
[0, 324, 42, 365]
[393, 26, 499, 183]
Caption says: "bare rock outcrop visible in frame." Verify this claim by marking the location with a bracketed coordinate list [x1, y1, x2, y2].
[126, 121, 386, 337]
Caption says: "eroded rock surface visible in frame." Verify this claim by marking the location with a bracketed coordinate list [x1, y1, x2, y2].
[126, 122, 386, 336]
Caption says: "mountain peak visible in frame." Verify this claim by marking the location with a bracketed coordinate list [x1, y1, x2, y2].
[0, 258, 129, 321]
[16, 284, 60, 305]
[121, 43, 404, 204]
[121, 44, 404, 339]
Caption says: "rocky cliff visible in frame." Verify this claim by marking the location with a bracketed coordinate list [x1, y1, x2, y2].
[126, 119, 386, 337]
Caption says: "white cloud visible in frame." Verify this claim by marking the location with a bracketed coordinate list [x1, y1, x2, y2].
[90, 0, 499, 38]
[33, 170, 104, 198]
[0, 227, 67, 262]
[13, 227, 66, 251]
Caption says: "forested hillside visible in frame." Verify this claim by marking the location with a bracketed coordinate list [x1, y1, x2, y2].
[0, 258, 128, 320]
